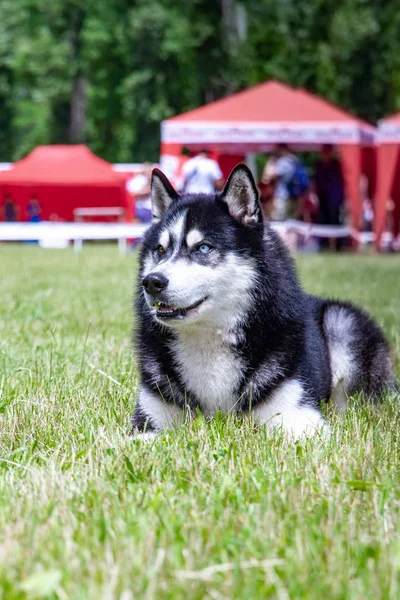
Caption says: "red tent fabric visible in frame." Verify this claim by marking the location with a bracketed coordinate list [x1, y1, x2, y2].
[0, 145, 128, 221]
[160, 80, 376, 230]
[375, 114, 400, 246]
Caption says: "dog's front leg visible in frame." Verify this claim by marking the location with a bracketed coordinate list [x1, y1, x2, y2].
[130, 402, 157, 439]
[250, 378, 329, 439]
[131, 385, 186, 437]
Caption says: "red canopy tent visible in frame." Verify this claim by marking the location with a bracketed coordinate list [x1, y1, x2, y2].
[0, 145, 128, 221]
[161, 80, 376, 229]
[375, 114, 400, 246]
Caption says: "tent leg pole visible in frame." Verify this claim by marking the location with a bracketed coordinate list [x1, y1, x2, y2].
[74, 238, 83, 252]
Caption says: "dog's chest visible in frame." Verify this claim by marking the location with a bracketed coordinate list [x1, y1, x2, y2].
[170, 329, 242, 414]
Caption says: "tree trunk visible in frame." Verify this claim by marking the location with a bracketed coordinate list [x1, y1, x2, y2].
[221, 0, 236, 49]
[69, 76, 87, 143]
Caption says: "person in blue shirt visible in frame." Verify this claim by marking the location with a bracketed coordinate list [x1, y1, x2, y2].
[262, 144, 298, 221]
[27, 196, 42, 222]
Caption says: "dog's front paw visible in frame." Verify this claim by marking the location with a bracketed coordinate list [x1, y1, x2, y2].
[134, 431, 157, 442]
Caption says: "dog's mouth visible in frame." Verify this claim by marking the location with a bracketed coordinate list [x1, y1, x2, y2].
[153, 297, 208, 320]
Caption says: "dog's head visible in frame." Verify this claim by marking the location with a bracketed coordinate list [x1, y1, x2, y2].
[139, 164, 264, 328]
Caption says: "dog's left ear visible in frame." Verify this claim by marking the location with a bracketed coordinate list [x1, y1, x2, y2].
[151, 168, 180, 222]
[221, 164, 262, 226]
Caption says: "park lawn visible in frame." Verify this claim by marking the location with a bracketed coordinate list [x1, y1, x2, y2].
[0, 245, 399, 600]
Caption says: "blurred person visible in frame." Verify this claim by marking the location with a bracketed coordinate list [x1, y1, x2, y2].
[262, 144, 309, 251]
[360, 175, 373, 234]
[314, 144, 345, 250]
[181, 149, 224, 194]
[314, 144, 344, 225]
[2, 194, 19, 221]
[27, 196, 42, 222]
[25, 196, 42, 245]
[295, 190, 320, 254]
[393, 202, 400, 252]
[302, 190, 319, 224]
[362, 199, 374, 233]
[173, 147, 191, 191]
[258, 178, 275, 219]
[385, 198, 400, 252]
[127, 163, 153, 223]
[49, 213, 65, 222]
[261, 144, 309, 221]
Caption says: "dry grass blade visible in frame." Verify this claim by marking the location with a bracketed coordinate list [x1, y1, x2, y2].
[174, 558, 286, 581]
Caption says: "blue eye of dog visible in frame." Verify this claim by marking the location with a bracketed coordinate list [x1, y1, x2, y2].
[198, 243, 212, 254]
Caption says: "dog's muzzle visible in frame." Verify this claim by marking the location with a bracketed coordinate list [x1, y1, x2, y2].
[143, 271, 208, 321]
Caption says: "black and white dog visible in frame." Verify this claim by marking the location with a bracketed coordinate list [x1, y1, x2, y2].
[131, 164, 394, 438]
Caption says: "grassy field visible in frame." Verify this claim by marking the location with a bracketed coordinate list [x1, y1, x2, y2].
[0, 245, 399, 600]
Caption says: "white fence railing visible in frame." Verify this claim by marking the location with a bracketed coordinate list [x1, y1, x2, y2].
[0, 221, 394, 251]
[0, 222, 147, 253]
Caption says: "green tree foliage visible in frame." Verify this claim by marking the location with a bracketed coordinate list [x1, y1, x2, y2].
[0, 0, 399, 162]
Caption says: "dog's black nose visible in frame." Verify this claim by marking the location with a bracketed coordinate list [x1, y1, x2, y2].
[142, 272, 169, 295]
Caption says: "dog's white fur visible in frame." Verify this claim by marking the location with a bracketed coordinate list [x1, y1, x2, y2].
[252, 378, 328, 437]
[158, 229, 170, 250]
[136, 377, 327, 439]
[170, 325, 244, 415]
[137, 387, 186, 429]
[186, 229, 204, 249]
[323, 306, 355, 412]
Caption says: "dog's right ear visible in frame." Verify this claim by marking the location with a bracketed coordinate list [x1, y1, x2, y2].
[151, 169, 180, 223]
[221, 164, 262, 226]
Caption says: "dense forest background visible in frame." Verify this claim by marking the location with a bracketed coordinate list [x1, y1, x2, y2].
[1, 0, 400, 162]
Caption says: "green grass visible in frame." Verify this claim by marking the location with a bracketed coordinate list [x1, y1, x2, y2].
[0, 245, 399, 600]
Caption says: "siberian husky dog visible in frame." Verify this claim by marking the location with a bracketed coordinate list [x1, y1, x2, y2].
[131, 164, 394, 438]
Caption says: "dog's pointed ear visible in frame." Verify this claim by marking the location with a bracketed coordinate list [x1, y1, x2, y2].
[151, 168, 179, 222]
[221, 164, 262, 226]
